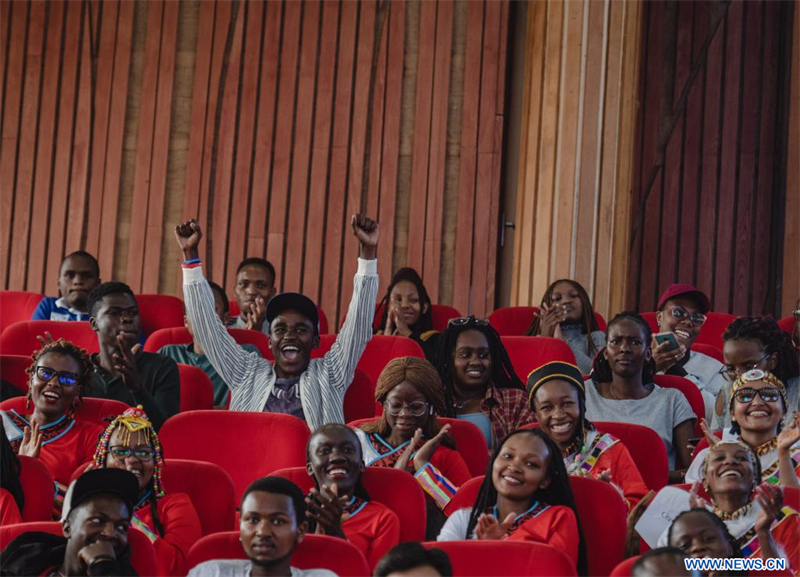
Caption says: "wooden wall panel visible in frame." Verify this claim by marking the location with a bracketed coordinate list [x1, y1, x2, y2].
[783, 5, 800, 315]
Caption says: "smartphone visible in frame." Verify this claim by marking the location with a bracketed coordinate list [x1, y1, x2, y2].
[654, 332, 679, 351]
[687, 437, 703, 446]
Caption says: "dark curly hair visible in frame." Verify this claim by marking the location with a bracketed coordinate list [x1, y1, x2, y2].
[722, 316, 799, 385]
[590, 311, 656, 384]
[375, 267, 434, 334]
[26, 338, 94, 399]
[668, 508, 746, 575]
[87, 281, 136, 318]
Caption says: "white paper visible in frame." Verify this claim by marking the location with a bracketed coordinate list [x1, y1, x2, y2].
[635, 486, 692, 549]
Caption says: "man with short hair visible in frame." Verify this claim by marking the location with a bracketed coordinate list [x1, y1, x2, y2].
[32, 251, 102, 322]
[85, 282, 180, 430]
[0, 468, 140, 576]
[230, 257, 277, 334]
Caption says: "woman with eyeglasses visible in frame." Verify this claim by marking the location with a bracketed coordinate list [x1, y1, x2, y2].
[354, 356, 470, 537]
[652, 284, 726, 423]
[432, 316, 533, 452]
[94, 406, 202, 576]
[712, 316, 800, 431]
[686, 370, 800, 487]
[0, 339, 102, 515]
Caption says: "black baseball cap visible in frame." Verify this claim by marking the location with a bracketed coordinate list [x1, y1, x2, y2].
[61, 469, 139, 521]
[265, 293, 320, 333]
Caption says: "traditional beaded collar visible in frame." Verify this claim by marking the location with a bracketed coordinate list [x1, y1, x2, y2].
[713, 501, 753, 521]
[754, 437, 779, 457]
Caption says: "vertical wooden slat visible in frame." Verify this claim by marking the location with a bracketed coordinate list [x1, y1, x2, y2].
[365, 0, 388, 230]
[0, 0, 13, 129]
[782, 2, 800, 314]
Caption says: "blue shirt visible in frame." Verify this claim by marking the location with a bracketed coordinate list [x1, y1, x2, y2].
[31, 297, 90, 322]
[457, 411, 494, 450]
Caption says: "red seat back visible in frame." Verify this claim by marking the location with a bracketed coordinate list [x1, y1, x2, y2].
[489, 306, 608, 336]
[0, 521, 156, 576]
[187, 532, 370, 577]
[594, 422, 669, 491]
[500, 336, 577, 382]
[692, 343, 724, 363]
[653, 374, 703, 436]
[348, 416, 487, 478]
[176, 364, 214, 411]
[0, 396, 130, 427]
[342, 369, 376, 422]
[231, 301, 330, 334]
[144, 326, 272, 358]
[641, 311, 737, 350]
[777, 316, 796, 338]
[0, 320, 98, 356]
[423, 540, 577, 576]
[0, 354, 32, 394]
[158, 411, 309, 501]
[135, 294, 185, 339]
[273, 466, 426, 541]
[610, 556, 639, 577]
[0, 291, 44, 335]
[17, 455, 54, 522]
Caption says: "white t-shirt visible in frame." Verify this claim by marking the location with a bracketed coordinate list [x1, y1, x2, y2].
[666, 350, 727, 422]
[188, 560, 337, 577]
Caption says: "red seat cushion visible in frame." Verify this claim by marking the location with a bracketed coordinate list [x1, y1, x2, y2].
[691, 342, 724, 363]
[0, 397, 130, 427]
[500, 336, 577, 382]
[176, 364, 214, 411]
[423, 540, 577, 576]
[135, 294, 185, 339]
[0, 320, 98, 356]
[0, 291, 44, 335]
[641, 311, 737, 350]
[144, 326, 272, 358]
[0, 354, 32, 394]
[489, 307, 607, 336]
[17, 455, 54, 522]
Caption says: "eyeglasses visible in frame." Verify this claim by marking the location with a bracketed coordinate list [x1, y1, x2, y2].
[109, 446, 155, 461]
[666, 305, 706, 327]
[718, 354, 772, 382]
[448, 316, 489, 328]
[34, 366, 79, 387]
[733, 387, 782, 404]
[384, 400, 430, 417]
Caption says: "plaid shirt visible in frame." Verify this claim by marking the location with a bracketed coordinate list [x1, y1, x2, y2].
[480, 384, 535, 448]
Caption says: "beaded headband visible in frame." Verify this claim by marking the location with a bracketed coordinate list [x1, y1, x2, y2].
[730, 369, 786, 408]
[527, 360, 585, 403]
[93, 406, 165, 498]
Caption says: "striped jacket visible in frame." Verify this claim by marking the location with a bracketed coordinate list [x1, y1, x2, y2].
[183, 259, 378, 431]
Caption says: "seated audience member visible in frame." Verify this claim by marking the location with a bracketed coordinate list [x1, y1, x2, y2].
[373, 542, 452, 577]
[94, 406, 202, 576]
[1, 339, 102, 513]
[188, 476, 336, 577]
[713, 316, 800, 430]
[229, 257, 277, 334]
[668, 508, 748, 576]
[585, 312, 695, 480]
[375, 268, 439, 360]
[687, 370, 800, 486]
[0, 468, 139, 577]
[437, 429, 587, 574]
[305, 424, 400, 568]
[31, 251, 101, 322]
[1, 428, 24, 525]
[158, 281, 260, 407]
[432, 317, 533, 451]
[529, 360, 648, 510]
[86, 282, 180, 431]
[652, 284, 726, 422]
[526, 279, 605, 375]
[176, 215, 379, 431]
[631, 547, 699, 577]
[354, 357, 470, 523]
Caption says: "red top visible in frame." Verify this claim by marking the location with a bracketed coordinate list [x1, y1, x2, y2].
[508, 505, 580, 568]
[589, 442, 649, 510]
[0, 488, 23, 525]
[134, 492, 202, 577]
[342, 500, 401, 569]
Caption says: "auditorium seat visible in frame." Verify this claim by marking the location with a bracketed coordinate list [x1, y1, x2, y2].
[691, 342, 724, 363]
[654, 374, 704, 436]
[500, 336, 577, 382]
[423, 540, 577, 577]
[176, 363, 214, 411]
[230, 300, 330, 334]
[0, 521, 156, 576]
[0, 320, 98, 355]
[445, 475, 625, 576]
[0, 354, 32, 394]
[187, 532, 370, 577]
[158, 411, 309, 501]
[610, 556, 638, 577]
[135, 294, 185, 339]
[144, 326, 271, 358]
[273, 466, 427, 542]
[0, 291, 44, 335]
[342, 369, 376, 422]
[777, 315, 796, 340]
[348, 416, 488, 478]
[489, 306, 607, 336]
[0, 396, 130, 427]
[692, 428, 723, 458]
[17, 455, 54, 522]
[641, 311, 737, 350]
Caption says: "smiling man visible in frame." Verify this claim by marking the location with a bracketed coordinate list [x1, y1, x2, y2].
[175, 214, 379, 430]
[32, 251, 102, 322]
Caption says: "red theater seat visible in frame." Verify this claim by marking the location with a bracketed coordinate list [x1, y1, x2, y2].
[135, 294, 185, 338]
[692, 342, 724, 363]
[17, 455, 54, 522]
[489, 306, 607, 336]
[341, 369, 376, 422]
[273, 466, 426, 542]
[500, 336, 577, 382]
[0, 521, 156, 576]
[444, 475, 625, 577]
[641, 311, 737, 350]
[176, 364, 214, 411]
[230, 300, 330, 334]
[158, 411, 309, 501]
[0, 396, 129, 427]
[424, 540, 577, 577]
[187, 532, 370, 577]
[654, 374, 704, 436]
[611, 556, 639, 577]
[348, 416, 488, 478]
[144, 326, 272, 358]
[692, 428, 724, 458]
[0, 320, 98, 355]
[0, 291, 44, 335]
[0, 354, 32, 394]
[778, 316, 796, 339]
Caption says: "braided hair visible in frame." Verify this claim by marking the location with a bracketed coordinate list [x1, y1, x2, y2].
[722, 316, 799, 385]
[668, 508, 746, 575]
[26, 339, 94, 414]
[590, 311, 656, 385]
[1, 427, 24, 513]
[433, 317, 523, 418]
[526, 279, 600, 357]
[375, 268, 434, 334]
[465, 429, 588, 576]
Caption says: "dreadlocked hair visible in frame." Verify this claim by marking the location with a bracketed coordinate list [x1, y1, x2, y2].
[1, 427, 24, 513]
[93, 408, 166, 537]
[359, 356, 456, 450]
[590, 311, 656, 385]
[26, 339, 94, 410]
[433, 317, 523, 418]
[668, 508, 746, 573]
[723, 316, 799, 384]
[465, 429, 588, 576]
[526, 279, 600, 356]
[375, 268, 434, 334]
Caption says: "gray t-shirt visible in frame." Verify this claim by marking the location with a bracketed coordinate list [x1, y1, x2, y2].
[561, 326, 606, 375]
[188, 560, 337, 577]
[584, 380, 696, 469]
